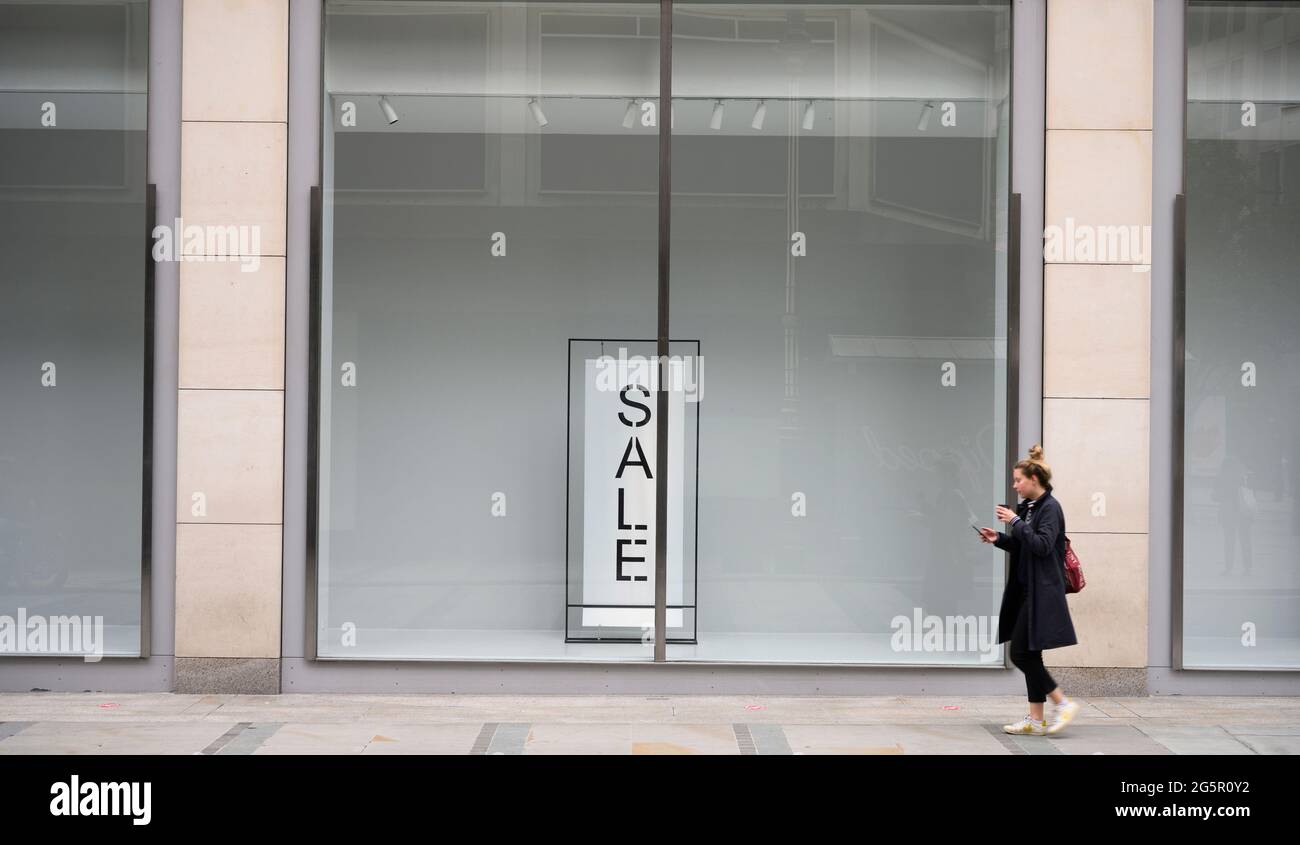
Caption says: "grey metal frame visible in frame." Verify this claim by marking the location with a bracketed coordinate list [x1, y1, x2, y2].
[285, 0, 322, 667]
[1151, 0, 1189, 679]
[653, 0, 672, 663]
[283, 0, 1037, 691]
[1014, 2, 1045, 463]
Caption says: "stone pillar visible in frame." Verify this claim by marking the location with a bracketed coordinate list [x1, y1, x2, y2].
[1041, 0, 1153, 695]
[174, 0, 288, 693]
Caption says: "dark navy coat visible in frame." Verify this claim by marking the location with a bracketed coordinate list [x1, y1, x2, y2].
[993, 488, 1078, 651]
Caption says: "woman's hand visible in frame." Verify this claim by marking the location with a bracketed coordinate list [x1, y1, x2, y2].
[977, 527, 998, 544]
[995, 505, 1017, 524]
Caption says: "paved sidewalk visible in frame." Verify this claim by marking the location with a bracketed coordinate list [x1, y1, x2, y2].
[0, 693, 1297, 755]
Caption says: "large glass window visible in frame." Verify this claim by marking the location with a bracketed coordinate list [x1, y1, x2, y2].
[666, 2, 1010, 663]
[0, 0, 151, 657]
[318, 0, 661, 660]
[1182, 0, 1300, 669]
[314, 0, 1011, 665]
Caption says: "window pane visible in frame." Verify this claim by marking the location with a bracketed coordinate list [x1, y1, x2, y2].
[0, 0, 150, 657]
[1183, 1, 1300, 669]
[317, 0, 660, 660]
[667, 2, 1011, 664]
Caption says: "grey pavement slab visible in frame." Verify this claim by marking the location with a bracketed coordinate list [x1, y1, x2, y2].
[0, 722, 30, 741]
[1047, 724, 1173, 755]
[1132, 725, 1257, 755]
[0, 720, 234, 755]
[1228, 734, 1300, 754]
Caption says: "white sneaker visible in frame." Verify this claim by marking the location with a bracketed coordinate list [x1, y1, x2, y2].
[1002, 714, 1047, 735]
[1047, 699, 1080, 734]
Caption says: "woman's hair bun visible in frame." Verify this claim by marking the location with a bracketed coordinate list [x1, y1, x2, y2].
[1014, 444, 1052, 486]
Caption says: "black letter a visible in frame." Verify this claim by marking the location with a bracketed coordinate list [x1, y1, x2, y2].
[615, 437, 652, 479]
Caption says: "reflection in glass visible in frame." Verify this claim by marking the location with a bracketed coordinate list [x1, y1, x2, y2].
[1183, 1, 1300, 669]
[0, 0, 150, 657]
[666, 2, 1012, 664]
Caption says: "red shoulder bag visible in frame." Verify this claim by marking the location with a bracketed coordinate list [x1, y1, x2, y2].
[1063, 536, 1086, 594]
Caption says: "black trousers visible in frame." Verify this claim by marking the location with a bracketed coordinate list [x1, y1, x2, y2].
[1009, 594, 1057, 704]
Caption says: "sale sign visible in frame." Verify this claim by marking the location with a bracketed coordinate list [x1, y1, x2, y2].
[580, 353, 686, 630]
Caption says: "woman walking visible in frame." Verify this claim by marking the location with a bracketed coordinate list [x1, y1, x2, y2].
[977, 445, 1081, 736]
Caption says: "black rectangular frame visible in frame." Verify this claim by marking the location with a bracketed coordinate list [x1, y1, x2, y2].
[563, 336, 700, 645]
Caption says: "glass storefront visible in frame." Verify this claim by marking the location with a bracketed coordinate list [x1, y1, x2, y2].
[1182, 0, 1300, 669]
[0, 0, 151, 657]
[315, 0, 1012, 664]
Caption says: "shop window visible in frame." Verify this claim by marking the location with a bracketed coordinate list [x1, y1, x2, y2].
[1181, 0, 1300, 669]
[314, 0, 1011, 665]
[0, 0, 151, 658]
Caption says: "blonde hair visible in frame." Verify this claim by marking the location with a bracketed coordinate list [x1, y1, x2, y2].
[1014, 444, 1052, 489]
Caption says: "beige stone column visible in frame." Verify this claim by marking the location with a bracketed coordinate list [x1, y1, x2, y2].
[1041, 0, 1153, 692]
[175, 0, 288, 693]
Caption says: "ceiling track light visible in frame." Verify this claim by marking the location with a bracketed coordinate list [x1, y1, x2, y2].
[709, 99, 726, 130]
[378, 95, 399, 125]
[751, 99, 767, 130]
[801, 99, 816, 131]
[528, 97, 548, 127]
[917, 101, 935, 131]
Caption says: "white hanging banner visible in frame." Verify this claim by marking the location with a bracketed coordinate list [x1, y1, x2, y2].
[581, 353, 685, 629]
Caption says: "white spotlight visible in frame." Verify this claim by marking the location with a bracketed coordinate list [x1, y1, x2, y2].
[528, 97, 548, 127]
[751, 99, 767, 130]
[801, 100, 815, 131]
[709, 99, 726, 130]
[378, 96, 399, 125]
[917, 101, 934, 131]
[622, 99, 638, 129]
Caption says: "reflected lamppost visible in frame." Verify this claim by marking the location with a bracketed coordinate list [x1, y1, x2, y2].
[772, 11, 817, 443]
